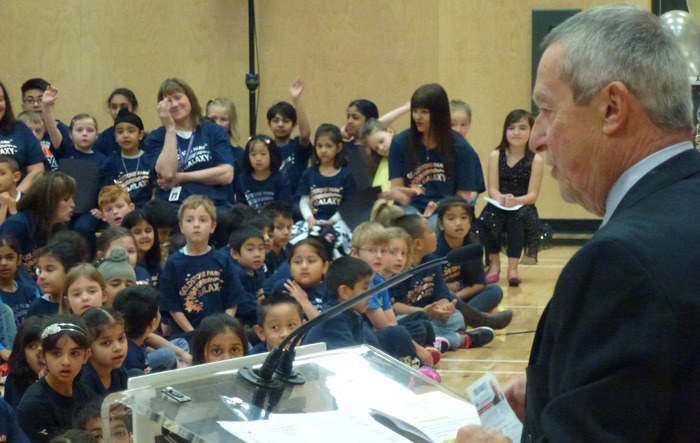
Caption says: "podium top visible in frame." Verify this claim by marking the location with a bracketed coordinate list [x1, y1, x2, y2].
[103, 345, 477, 442]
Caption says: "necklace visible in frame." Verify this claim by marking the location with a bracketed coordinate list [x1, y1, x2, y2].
[121, 153, 141, 174]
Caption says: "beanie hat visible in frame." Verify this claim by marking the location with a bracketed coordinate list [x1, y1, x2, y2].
[97, 247, 136, 283]
[114, 107, 144, 131]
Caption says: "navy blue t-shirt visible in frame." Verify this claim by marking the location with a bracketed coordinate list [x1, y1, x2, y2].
[158, 248, 244, 332]
[229, 258, 264, 326]
[94, 125, 120, 157]
[303, 302, 380, 349]
[60, 145, 106, 164]
[234, 170, 292, 209]
[278, 136, 312, 198]
[436, 233, 486, 290]
[389, 254, 454, 308]
[100, 151, 154, 207]
[39, 120, 71, 171]
[26, 297, 59, 317]
[0, 282, 37, 326]
[0, 397, 30, 443]
[123, 339, 149, 375]
[144, 121, 235, 207]
[389, 130, 485, 211]
[79, 361, 128, 396]
[296, 166, 356, 221]
[272, 279, 327, 315]
[0, 212, 40, 277]
[0, 121, 45, 179]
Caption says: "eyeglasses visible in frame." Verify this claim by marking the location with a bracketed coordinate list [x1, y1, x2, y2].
[23, 96, 43, 105]
[359, 247, 388, 255]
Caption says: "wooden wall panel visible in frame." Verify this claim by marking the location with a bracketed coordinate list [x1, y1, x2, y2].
[0, 0, 651, 219]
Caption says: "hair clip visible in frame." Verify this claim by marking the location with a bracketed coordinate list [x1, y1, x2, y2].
[41, 322, 87, 340]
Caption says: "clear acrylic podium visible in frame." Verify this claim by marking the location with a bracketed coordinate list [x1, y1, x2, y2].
[102, 344, 478, 442]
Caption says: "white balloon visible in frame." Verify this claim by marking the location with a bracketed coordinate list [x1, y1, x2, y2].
[660, 10, 700, 76]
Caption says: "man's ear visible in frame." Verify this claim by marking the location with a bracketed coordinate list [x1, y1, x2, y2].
[601, 81, 630, 136]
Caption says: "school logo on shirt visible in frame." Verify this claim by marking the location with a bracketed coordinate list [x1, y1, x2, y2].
[179, 269, 223, 313]
[23, 251, 38, 278]
[0, 139, 18, 156]
[115, 170, 150, 192]
[408, 162, 446, 187]
[243, 190, 275, 209]
[309, 185, 343, 213]
[443, 263, 463, 290]
[180, 144, 211, 170]
[405, 275, 435, 305]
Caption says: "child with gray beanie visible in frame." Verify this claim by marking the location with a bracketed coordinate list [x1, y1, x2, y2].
[97, 247, 136, 307]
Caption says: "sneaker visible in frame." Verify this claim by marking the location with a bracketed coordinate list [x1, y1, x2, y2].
[459, 327, 495, 349]
[425, 347, 442, 366]
[417, 366, 442, 383]
[433, 337, 450, 353]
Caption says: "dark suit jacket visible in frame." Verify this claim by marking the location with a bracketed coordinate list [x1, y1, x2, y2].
[524, 148, 700, 442]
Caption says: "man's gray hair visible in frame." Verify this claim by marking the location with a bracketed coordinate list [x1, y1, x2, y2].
[542, 5, 692, 132]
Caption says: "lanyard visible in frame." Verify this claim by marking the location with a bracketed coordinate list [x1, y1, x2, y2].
[177, 131, 196, 171]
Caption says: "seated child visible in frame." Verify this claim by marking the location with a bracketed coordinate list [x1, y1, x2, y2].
[251, 291, 304, 354]
[94, 185, 135, 228]
[99, 108, 153, 208]
[96, 247, 136, 307]
[143, 199, 179, 264]
[228, 226, 267, 326]
[350, 221, 440, 366]
[390, 214, 495, 351]
[59, 264, 106, 316]
[3, 316, 46, 408]
[0, 155, 22, 224]
[17, 316, 93, 442]
[27, 240, 83, 317]
[112, 285, 164, 375]
[191, 313, 248, 364]
[80, 307, 128, 396]
[303, 256, 417, 362]
[158, 196, 243, 334]
[260, 201, 294, 277]
[17, 110, 46, 142]
[436, 197, 503, 312]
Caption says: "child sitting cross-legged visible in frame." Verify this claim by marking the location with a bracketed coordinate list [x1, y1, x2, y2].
[250, 291, 304, 354]
[158, 195, 244, 334]
[390, 214, 496, 351]
[303, 256, 418, 364]
[350, 221, 441, 366]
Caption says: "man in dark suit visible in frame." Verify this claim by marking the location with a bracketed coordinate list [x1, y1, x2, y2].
[457, 5, 700, 442]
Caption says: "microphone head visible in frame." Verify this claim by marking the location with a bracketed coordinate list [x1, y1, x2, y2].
[446, 243, 483, 265]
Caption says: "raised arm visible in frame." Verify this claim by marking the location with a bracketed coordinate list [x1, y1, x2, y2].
[290, 78, 311, 146]
[40, 86, 63, 150]
[379, 101, 410, 126]
[154, 99, 179, 181]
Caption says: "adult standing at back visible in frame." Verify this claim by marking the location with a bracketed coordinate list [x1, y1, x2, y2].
[144, 78, 234, 217]
[389, 84, 484, 228]
[457, 5, 700, 442]
[0, 80, 45, 192]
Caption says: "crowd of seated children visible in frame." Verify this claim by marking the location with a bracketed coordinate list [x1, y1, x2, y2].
[0, 74, 531, 440]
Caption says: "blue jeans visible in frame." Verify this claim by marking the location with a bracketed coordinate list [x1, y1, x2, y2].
[147, 338, 189, 372]
[465, 284, 504, 312]
[429, 311, 465, 350]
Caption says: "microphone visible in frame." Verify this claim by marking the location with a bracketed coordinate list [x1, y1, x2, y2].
[239, 243, 483, 387]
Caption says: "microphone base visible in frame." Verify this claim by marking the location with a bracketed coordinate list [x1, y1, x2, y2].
[276, 370, 305, 385]
[238, 367, 284, 390]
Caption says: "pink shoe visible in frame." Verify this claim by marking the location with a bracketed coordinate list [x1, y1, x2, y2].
[485, 270, 500, 284]
[507, 272, 522, 286]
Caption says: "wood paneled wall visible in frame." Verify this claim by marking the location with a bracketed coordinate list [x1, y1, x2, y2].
[0, 0, 649, 219]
